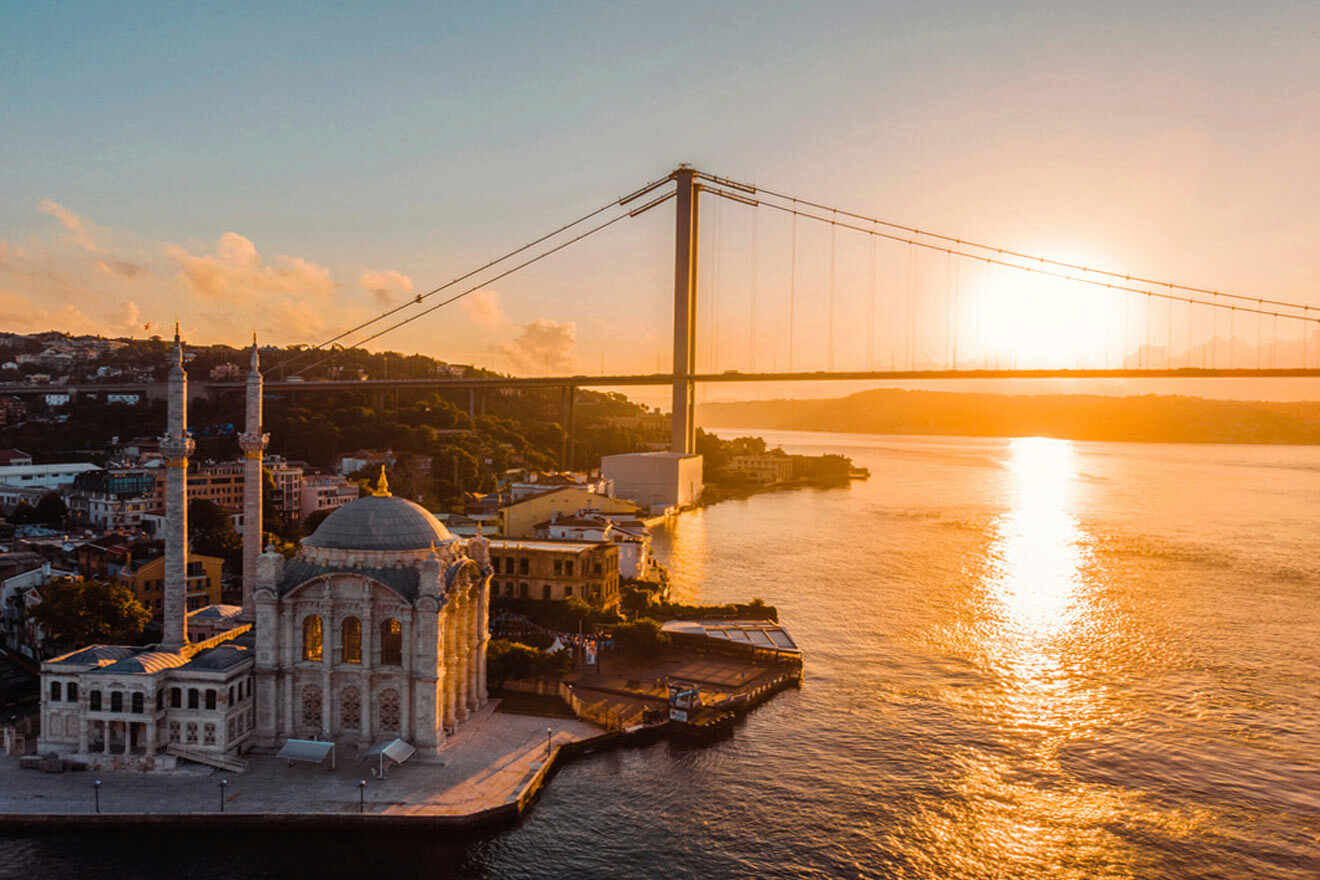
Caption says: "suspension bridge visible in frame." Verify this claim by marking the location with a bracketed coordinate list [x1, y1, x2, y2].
[9, 164, 1319, 464]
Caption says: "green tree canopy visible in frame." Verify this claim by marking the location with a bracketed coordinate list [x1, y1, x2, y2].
[29, 578, 151, 648]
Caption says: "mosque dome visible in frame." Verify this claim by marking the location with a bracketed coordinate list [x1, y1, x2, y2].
[303, 474, 452, 552]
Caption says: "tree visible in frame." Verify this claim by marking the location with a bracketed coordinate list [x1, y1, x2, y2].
[9, 501, 38, 524]
[610, 618, 670, 658]
[29, 577, 151, 649]
[35, 492, 67, 527]
[189, 499, 241, 573]
[304, 507, 334, 534]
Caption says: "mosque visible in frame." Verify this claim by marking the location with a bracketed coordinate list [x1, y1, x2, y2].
[36, 332, 492, 769]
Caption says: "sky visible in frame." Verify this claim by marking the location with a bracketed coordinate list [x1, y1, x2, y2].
[3, 0, 1319, 403]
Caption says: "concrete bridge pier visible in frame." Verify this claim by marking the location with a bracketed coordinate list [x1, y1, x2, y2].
[670, 166, 698, 454]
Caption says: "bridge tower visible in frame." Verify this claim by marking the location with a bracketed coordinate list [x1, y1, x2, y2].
[671, 166, 699, 454]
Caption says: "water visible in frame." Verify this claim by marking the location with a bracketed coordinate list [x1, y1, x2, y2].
[5, 432, 1319, 879]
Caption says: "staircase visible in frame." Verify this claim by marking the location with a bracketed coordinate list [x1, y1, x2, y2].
[165, 744, 247, 773]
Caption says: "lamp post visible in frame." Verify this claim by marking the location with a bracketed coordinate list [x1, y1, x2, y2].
[219, 778, 228, 813]
[93, 779, 101, 814]
[359, 779, 366, 814]
[545, 727, 552, 755]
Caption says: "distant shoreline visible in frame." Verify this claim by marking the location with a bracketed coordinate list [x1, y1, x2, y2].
[698, 388, 1320, 446]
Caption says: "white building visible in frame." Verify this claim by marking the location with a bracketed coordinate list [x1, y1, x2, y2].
[300, 473, 359, 521]
[600, 452, 703, 513]
[534, 513, 657, 580]
[0, 462, 100, 490]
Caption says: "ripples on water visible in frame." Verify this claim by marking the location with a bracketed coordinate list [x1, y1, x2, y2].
[6, 433, 1318, 879]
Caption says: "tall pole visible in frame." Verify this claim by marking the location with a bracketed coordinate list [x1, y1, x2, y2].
[238, 337, 268, 621]
[671, 166, 699, 454]
[160, 326, 194, 651]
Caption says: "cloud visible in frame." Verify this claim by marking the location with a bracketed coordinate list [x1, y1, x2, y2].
[359, 268, 413, 307]
[0, 289, 93, 333]
[168, 232, 335, 302]
[110, 300, 140, 329]
[499, 319, 576, 374]
[461, 289, 504, 330]
[97, 259, 145, 279]
[37, 200, 102, 252]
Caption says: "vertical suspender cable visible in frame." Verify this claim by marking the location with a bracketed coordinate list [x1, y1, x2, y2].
[828, 211, 837, 371]
[952, 256, 960, 370]
[868, 231, 877, 371]
[789, 205, 797, 372]
[750, 208, 758, 372]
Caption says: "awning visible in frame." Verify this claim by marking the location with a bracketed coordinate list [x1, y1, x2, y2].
[278, 738, 336, 768]
[364, 738, 416, 767]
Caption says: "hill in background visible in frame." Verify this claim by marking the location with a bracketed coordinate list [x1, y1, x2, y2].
[699, 388, 1320, 445]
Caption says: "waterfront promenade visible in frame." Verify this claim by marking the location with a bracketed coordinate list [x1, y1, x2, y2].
[0, 702, 599, 827]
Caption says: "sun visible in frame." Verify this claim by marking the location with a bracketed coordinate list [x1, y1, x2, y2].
[956, 261, 1124, 369]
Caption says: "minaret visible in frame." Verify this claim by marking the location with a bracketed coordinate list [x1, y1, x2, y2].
[238, 335, 269, 620]
[159, 325, 195, 651]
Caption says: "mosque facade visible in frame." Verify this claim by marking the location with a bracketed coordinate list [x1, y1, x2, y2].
[36, 331, 492, 768]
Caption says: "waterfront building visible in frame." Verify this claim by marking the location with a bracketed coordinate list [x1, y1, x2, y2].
[600, 451, 703, 513]
[534, 513, 656, 581]
[487, 538, 620, 606]
[728, 454, 794, 484]
[497, 486, 642, 538]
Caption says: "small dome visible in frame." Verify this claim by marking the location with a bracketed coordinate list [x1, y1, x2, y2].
[304, 495, 452, 551]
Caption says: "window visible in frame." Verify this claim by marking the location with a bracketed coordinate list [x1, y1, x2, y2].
[593, 562, 603, 576]
[504, 558, 515, 574]
[519, 582, 529, 598]
[188, 688, 199, 709]
[204, 723, 216, 745]
[169, 721, 180, 742]
[378, 688, 400, 732]
[303, 615, 323, 661]
[543, 584, 552, 600]
[553, 560, 562, 576]
[131, 692, 143, 714]
[49, 681, 61, 702]
[564, 561, 573, 576]
[90, 690, 102, 711]
[110, 691, 123, 713]
[170, 687, 181, 708]
[380, 618, 402, 666]
[519, 558, 529, 575]
[505, 582, 514, 596]
[205, 690, 217, 710]
[341, 616, 362, 664]
[301, 685, 322, 728]
[228, 685, 234, 704]
[565, 585, 573, 597]
[341, 685, 361, 728]
[68, 683, 77, 702]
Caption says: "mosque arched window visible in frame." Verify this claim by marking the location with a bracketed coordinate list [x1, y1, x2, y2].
[378, 688, 400, 732]
[303, 615, 324, 662]
[341, 617, 362, 664]
[301, 685, 322, 729]
[341, 686, 361, 729]
[380, 618, 402, 666]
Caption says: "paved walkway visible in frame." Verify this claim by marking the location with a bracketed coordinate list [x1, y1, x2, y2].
[0, 701, 599, 819]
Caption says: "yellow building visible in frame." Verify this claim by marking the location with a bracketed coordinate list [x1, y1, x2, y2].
[497, 487, 642, 539]
[729, 454, 795, 484]
[117, 554, 223, 617]
[487, 539, 621, 607]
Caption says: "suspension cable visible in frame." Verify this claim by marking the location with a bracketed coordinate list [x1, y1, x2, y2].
[699, 185, 1320, 328]
[281, 175, 674, 375]
[295, 204, 651, 376]
[696, 171, 1318, 315]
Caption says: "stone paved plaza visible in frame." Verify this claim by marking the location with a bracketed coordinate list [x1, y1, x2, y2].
[0, 702, 599, 820]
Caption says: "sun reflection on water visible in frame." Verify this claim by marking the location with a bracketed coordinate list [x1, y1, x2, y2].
[920, 437, 1150, 877]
